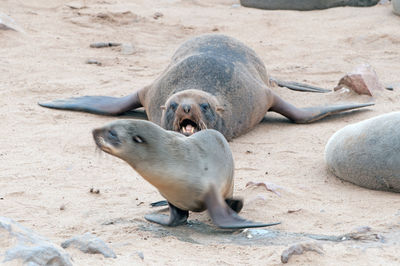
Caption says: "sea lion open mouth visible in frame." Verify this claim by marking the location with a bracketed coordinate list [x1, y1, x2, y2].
[180, 119, 199, 136]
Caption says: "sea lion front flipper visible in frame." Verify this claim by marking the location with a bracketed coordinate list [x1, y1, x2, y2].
[225, 198, 243, 213]
[151, 198, 244, 213]
[269, 93, 374, 123]
[144, 202, 189, 227]
[271, 78, 330, 93]
[205, 186, 280, 229]
[38, 91, 143, 116]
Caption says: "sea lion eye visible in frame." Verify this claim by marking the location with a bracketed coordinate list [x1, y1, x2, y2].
[200, 103, 210, 111]
[133, 136, 144, 143]
[170, 102, 178, 110]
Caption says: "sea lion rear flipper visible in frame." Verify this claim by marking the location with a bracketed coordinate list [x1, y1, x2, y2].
[38, 91, 143, 116]
[150, 200, 168, 207]
[271, 78, 330, 93]
[144, 202, 189, 227]
[269, 93, 374, 123]
[205, 186, 280, 229]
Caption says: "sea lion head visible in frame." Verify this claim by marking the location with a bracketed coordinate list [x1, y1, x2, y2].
[92, 119, 168, 168]
[160, 89, 224, 136]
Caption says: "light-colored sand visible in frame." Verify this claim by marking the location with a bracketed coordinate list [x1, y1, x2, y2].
[1, 0, 400, 265]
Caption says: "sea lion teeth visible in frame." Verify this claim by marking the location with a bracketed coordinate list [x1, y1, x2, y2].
[92, 119, 280, 229]
[186, 124, 194, 133]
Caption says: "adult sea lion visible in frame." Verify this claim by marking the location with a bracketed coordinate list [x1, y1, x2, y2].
[240, 0, 379, 11]
[40, 34, 373, 140]
[92, 119, 280, 229]
[325, 112, 400, 192]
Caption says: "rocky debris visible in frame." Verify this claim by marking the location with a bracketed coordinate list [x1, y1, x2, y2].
[386, 82, 400, 91]
[334, 64, 384, 96]
[246, 181, 283, 196]
[394, 0, 400, 15]
[0, 12, 24, 32]
[136, 251, 144, 260]
[89, 42, 121, 48]
[281, 242, 324, 263]
[61, 232, 116, 258]
[86, 59, 102, 66]
[89, 187, 100, 194]
[0, 216, 72, 266]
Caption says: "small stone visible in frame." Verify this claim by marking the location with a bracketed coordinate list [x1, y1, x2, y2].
[90, 42, 121, 48]
[153, 12, 163, 19]
[86, 59, 102, 66]
[61, 232, 117, 258]
[90, 187, 100, 194]
[281, 242, 324, 263]
[137, 251, 144, 260]
[0, 12, 24, 32]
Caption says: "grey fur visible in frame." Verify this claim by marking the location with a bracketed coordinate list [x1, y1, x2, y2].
[325, 112, 400, 192]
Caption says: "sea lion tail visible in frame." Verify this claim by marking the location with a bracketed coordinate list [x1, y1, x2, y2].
[269, 93, 374, 123]
[38, 91, 143, 116]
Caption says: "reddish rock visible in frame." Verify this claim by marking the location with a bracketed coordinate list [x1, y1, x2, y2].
[334, 64, 384, 96]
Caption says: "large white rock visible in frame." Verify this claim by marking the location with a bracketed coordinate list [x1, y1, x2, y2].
[325, 112, 400, 192]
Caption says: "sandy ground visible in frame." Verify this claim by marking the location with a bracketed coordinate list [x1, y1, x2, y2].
[1, 0, 400, 265]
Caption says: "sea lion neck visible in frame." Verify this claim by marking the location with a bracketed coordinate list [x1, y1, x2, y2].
[127, 130, 189, 186]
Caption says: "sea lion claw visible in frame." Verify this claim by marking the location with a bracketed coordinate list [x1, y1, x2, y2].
[145, 202, 188, 227]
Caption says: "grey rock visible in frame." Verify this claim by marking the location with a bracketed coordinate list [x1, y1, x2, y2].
[0, 12, 24, 32]
[0, 216, 72, 266]
[325, 112, 400, 192]
[240, 0, 379, 10]
[61, 232, 116, 258]
[394, 0, 400, 15]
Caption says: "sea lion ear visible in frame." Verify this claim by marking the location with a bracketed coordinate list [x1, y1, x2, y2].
[216, 106, 224, 113]
[160, 105, 166, 110]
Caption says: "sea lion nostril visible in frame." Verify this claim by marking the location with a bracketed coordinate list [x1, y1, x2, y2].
[182, 104, 191, 113]
[108, 129, 118, 141]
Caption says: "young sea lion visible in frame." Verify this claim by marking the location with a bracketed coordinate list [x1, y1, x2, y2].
[40, 34, 373, 140]
[325, 112, 400, 192]
[92, 119, 280, 229]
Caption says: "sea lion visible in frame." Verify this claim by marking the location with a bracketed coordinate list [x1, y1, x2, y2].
[92, 119, 280, 229]
[39, 34, 373, 140]
[240, 0, 379, 11]
[325, 112, 400, 192]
